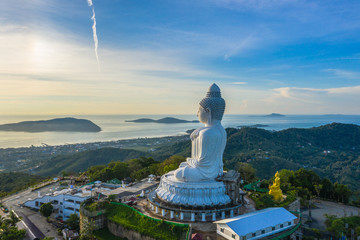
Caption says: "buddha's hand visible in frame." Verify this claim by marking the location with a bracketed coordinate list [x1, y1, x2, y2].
[179, 162, 188, 168]
[190, 128, 201, 141]
[186, 157, 198, 167]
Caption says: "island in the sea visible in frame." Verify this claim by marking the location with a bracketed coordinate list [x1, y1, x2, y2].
[264, 113, 286, 117]
[125, 117, 199, 124]
[0, 117, 101, 132]
[238, 124, 270, 128]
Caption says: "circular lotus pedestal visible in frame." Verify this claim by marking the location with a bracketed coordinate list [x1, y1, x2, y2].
[156, 172, 230, 207]
[147, 172, 243, 222]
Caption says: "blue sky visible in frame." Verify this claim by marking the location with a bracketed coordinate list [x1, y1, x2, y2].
[0, 0, 360, 115]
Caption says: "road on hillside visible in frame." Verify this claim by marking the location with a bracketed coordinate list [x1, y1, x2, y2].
[1, 182, 61, 239]
[16, 210, 45, 239]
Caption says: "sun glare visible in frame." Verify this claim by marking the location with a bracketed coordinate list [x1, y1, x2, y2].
[31, 38, 56, 72]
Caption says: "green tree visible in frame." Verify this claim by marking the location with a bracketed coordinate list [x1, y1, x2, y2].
[108, 194, 116, 201]
[314, 184, 323, 198]
[40, 202, 53, 217]
[237, 162, 256, 183]
[112, 162, 130, 179]
[278, 169, 295, 193]
[158, 156, 185, 175]
[291, 169, 321, 195]
[80, 219, 96, 240]
[8, 211, 21, 226]
[327, 219, 346, 238]
[324, 214, 337, 228]
[320, 178, 334, 199]
[0, 213, 26, 240]
[334, 183, 352, 203]
[61, 171, 69, 177]
[66, 213, 80, 231]
[0, 226, 26, 240]
[356, 225, 360, 235]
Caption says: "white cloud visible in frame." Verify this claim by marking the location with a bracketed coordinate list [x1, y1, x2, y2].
[0, 20, 241, 114]
[223, 34, 260, 60]
[323, 69, 360, 79]
[326, 86, 360, 95]
[212, 0, 299, 11]
[231, 82, 248, 85]
[273, 86, 360, 98]
[263, 86, 360, 114]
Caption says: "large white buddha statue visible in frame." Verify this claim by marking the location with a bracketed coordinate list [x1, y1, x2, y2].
[155, 83, 231, 207]
[174, 83, 226, 182]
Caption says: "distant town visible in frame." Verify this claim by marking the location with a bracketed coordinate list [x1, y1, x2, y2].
[0, 134, 189, 173]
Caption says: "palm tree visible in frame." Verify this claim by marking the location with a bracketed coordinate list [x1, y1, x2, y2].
[8, 211, 21, 226]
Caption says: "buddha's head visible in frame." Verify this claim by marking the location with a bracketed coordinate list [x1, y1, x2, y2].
[198, 83, 225, 124]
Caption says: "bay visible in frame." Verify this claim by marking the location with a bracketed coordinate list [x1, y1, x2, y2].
[0, 114, 360, 148]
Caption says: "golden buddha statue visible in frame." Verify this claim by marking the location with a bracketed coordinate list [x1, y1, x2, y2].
[269, 171, 283, 201]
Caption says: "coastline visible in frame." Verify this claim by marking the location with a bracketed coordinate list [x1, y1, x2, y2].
[0, 134, 190, 172]
[1, 114, 360, 149]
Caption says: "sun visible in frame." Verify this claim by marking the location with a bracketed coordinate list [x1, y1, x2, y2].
[31, 38, 56, 72]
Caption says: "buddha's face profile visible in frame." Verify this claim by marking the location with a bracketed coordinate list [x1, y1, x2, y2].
[197, 106, 210, 124]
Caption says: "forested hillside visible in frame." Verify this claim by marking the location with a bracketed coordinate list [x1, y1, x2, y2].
[35, 148, 145, 176]
[223, 123, 360, 189]
[34, 123, 360, 189]
[0, 172, 45, 197]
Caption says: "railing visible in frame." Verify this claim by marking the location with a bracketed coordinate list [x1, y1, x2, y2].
[243, 180, 269, 193]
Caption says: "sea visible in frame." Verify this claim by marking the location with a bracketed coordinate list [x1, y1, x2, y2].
[0, 114, 360, 149]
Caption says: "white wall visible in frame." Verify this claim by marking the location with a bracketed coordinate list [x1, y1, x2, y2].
[24, 194, 89, 220]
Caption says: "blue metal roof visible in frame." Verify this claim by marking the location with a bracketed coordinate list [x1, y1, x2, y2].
[217, 207, 297, 236]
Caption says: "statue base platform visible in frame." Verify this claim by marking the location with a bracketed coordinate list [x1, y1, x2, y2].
[155, 172, 231, 207]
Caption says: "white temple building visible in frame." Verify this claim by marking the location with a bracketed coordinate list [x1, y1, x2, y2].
[215, 207, 298, 240]
[24, 188, 91, 220]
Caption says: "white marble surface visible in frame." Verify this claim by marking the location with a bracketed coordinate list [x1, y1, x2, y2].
[174, 120, 226, 182]
[155, 84, 231, 207]
[155, 172, 231, 207]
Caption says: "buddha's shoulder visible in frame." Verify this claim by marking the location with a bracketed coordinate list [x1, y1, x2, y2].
[199, 126, 225, 137]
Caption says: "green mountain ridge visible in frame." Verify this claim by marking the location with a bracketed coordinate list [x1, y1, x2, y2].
[0, 117, 101, 132]
[125, 117, 199, 124]
[34, 123, 360, 189]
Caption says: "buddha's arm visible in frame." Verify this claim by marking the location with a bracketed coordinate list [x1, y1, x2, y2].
[187, 130, 213, 168]
[179, 161, 189, 168]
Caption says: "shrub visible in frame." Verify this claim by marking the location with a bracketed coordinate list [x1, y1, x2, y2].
[106, 203, 189, 240]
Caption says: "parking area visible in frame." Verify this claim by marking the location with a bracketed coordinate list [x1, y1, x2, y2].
[301, 200, 360, 230]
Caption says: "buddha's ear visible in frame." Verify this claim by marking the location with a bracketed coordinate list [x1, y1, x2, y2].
[207, 108, 212, 125]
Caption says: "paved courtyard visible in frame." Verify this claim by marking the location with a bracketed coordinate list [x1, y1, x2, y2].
[301, 199, 360, 230]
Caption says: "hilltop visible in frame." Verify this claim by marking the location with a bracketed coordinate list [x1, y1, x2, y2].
[264, 113, 286, 117]
[0, 117, 101, 132]
[125, 117, 199, 124]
